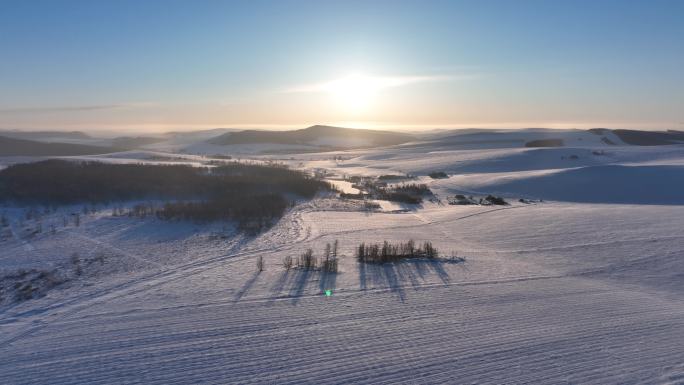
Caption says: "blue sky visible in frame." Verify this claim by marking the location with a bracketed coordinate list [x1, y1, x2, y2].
[0, 0, 682, 131]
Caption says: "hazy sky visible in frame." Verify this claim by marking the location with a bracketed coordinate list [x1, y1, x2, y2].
[1, 0, 683, 132]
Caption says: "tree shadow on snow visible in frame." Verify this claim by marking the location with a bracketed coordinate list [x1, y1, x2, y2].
[263, 259, 461, 304]
[359, 258, 461, 301]
[381, 263, 406, 302]
[266, 270, 292, 304]
[359, 263, 407, 302]
[359, 260, 367, 291]
[266, 269, 339, 305]
[319, 270, 337, 296]
[288, 269, 312, 305]
[233, 272, 260, 303]
[427, 259, 451, 285]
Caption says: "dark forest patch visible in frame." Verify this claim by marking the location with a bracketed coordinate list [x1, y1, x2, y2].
[0, 160, 331, 230]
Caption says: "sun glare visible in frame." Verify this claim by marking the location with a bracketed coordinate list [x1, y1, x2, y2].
[325, 74, 378, 112]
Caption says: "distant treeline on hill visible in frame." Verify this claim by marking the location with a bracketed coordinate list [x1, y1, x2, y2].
[0, 160, 330, 228]
[0, 135, 117, 156]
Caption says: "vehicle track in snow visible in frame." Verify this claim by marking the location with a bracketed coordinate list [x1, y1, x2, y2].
[0, 203, 325, 345]
[1, 204, 528, 337]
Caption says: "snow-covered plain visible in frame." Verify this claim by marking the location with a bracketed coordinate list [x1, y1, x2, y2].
[1, 134, 684, 384]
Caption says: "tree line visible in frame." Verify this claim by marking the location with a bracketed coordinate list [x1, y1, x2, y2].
[0, 160, 331, 229]
[357, 240, 438, 263]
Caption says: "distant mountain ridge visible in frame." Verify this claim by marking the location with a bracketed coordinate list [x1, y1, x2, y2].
[0, 130, 91, 141]
[111, 136, 166, 149]
[208, 125, 414, 148]
[0, 135, 116, 156]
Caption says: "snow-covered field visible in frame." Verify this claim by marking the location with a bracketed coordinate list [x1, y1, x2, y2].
[1, 135, 684, 384]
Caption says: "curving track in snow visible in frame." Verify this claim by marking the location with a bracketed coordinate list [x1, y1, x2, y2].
[2, 201, 684, 384]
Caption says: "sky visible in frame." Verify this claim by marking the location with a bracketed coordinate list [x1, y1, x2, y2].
[0, 0, 682, 132]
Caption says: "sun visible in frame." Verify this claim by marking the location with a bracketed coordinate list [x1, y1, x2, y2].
[325, 74, 378, 113]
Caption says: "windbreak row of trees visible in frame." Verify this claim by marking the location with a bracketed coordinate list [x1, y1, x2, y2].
[281, 241, 340, 273]
[357, 240, 438, 263]
[0, 160, 330, 229]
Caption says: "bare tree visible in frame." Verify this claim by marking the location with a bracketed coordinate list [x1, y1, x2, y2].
[298, 249, 316, 270]
[282, 256, 293, 271]
[324, 243, 331, 260]
[256, 256, 264, 272]
[332, 240, 338, 258]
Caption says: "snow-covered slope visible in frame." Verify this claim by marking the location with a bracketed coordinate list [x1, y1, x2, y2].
[436, 164, 684, 204]
[2, 136, 684, 384]
[303, 139, 684, 205]
[190, 125, 415, 154]
[415, 128, 625, 150]
[142, 129, 237, 152]
[1, 201, 684, 384]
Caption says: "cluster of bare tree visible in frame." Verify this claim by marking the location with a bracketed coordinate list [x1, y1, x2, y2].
[277, 240, 340, 273]
[357, 240, 438, 263]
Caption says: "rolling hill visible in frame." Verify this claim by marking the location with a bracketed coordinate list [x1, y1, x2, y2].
[110, 136, 166, 149]
[208, 125, 415, 149]
[613, 129, 684, 145]
[0, 135, 117, 156]
[0, 130, 91, 141]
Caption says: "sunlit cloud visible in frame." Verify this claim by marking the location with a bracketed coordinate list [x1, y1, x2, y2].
[281, 73, 475, 113]
[282, 73, 464, 94]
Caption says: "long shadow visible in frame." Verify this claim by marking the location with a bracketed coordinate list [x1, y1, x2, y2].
[368, 263, 385, 289]
[383, 264, 406, 302]
[357, 258, 466, 300]
[233, 272, 260, 303]
[364, 263, 388, 290]
[267, 270, 292, 304]
[288, 269, 311, 305]
[364, 262, 407, 302]
[319, 271, 338, 295]
[395, 262, 421, 290]
[428, 259, 451, 285]
[358, 261, 367, 291]
[412, 259, 430, 281]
